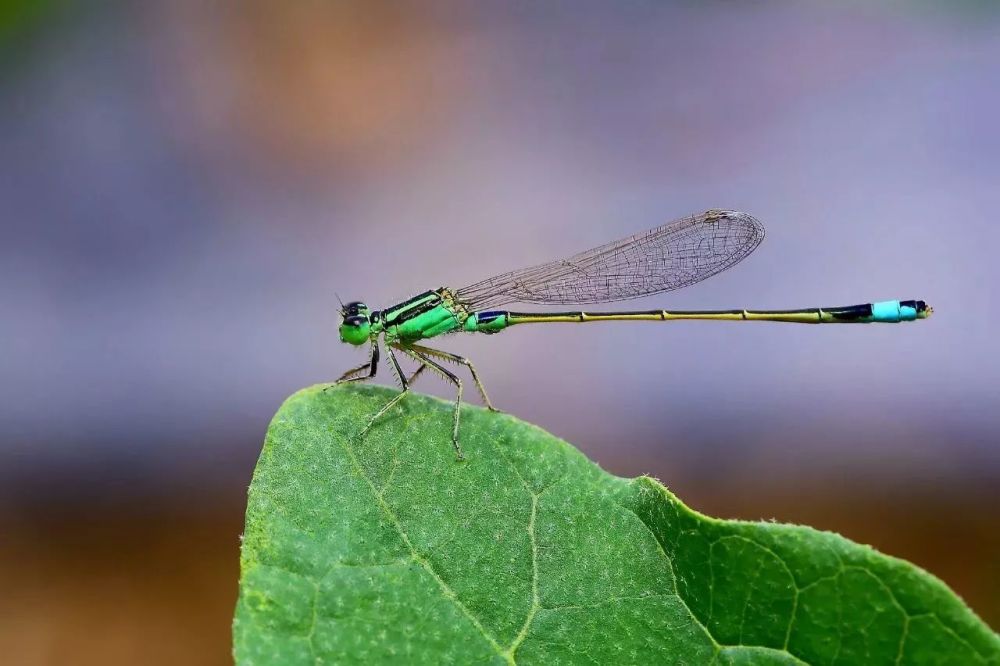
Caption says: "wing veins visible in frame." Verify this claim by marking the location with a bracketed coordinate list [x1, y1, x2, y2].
[456, 209, 764, 309]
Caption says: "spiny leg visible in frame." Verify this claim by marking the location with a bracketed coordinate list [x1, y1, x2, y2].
[331, 360, 370, 385]
[398, 346, 465, 460]
[326, 340, 380, 391]
[406, 363, 428, 385]
[358, 344, 410, 439]
[405, 342, 497, 411]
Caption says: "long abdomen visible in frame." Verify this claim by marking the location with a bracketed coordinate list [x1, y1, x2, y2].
[463, 300, 931, 333]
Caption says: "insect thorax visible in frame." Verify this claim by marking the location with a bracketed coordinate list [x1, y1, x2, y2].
[380, 287, 469, 341]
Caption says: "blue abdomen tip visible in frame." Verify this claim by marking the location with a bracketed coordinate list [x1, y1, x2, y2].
[872, 300, 918, 322]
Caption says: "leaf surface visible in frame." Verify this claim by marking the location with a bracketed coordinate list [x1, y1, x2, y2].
[234, 385, 998, 665]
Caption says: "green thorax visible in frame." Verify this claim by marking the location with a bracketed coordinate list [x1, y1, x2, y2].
[377, 288, 471, 342]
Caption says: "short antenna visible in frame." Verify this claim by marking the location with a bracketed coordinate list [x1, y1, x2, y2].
[335, 292, 345, 312]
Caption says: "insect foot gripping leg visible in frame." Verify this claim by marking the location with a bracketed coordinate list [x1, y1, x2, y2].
[406, 343, 498, 412]
[399, 346, 466, 460]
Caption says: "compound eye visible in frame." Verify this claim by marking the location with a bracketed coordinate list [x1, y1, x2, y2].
[344, 315, 367, 327]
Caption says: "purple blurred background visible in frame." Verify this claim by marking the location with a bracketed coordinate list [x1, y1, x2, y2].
[2, 1, 997, 663]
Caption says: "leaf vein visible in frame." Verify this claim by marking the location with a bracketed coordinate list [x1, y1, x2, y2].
[335, 429, 507, 658]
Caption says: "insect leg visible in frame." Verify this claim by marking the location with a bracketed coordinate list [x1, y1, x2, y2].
[398, 346, 465, 460]
[405, 343, 497, 411]
[406, 363, 428, 385]
[326, 340, 380, 390]
[357, 344, 409, 438]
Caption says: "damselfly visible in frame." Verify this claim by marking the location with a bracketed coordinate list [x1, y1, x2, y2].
[333, 209, 931, 459]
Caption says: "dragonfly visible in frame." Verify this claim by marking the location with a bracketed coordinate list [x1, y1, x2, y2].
[333, 209, 931, 459]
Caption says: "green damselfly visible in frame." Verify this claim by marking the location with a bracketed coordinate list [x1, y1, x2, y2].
[333, 209, 931, 459]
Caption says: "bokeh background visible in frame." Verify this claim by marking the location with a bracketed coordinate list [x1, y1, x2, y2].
[2, 1, 998, 664]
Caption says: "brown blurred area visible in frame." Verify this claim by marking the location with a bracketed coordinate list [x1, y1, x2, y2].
[0, 501, 241, 666]
[2, 1, 998, 664]
[166, 1, 465, 174]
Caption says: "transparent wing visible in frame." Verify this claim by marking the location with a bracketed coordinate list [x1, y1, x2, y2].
[456, 209, 764, 309]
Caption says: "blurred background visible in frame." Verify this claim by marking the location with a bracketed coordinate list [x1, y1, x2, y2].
[2, 1, 998, 663]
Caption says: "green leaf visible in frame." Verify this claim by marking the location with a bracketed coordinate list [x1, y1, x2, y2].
[233, 385, 998, 665]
